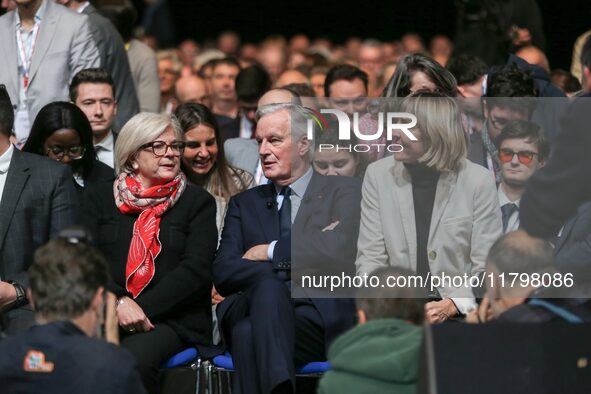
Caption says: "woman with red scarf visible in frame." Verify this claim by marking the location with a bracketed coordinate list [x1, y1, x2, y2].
[82, 113, 217, 394]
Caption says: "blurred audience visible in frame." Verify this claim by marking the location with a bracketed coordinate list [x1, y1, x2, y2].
[156, 50, 181, 114]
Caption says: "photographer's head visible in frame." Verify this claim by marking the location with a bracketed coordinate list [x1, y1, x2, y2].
[485, 230, 554, 318]
[28, 238, 109, 336]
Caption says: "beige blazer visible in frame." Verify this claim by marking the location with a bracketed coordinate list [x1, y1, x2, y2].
[0, 1, 100, 123]
[356, 157, 502, 313]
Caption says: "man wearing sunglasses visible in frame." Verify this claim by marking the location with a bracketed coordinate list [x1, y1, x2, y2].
[469, 65, 537, 183]
[496, 120, 548, 233]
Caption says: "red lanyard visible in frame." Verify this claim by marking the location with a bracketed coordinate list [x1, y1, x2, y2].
[16, 22, 40, 89]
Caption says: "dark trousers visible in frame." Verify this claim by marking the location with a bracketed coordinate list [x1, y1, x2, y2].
[220, 276, 325, 394]
[121, 323, 184, 394]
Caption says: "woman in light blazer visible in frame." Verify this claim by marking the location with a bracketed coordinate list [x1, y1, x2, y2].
[356, 91, 502, 323]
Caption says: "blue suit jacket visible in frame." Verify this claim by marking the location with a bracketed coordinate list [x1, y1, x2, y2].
[214, 171, 361, 348]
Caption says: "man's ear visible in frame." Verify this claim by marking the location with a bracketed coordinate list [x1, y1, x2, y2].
[457, 85, 468, 98]
[91, 287, 105, 313]
[298, 135, 311, 158]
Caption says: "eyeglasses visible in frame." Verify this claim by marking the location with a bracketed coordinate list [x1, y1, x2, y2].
[488, 113, 512, 130]
[139, 140, 186, 157]
[46, 146, 85, 160]
[498, 148, 538, 165]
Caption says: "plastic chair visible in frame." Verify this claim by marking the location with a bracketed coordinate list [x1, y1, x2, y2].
[161, 347, 202, 394]
[207, 352, 331, 393]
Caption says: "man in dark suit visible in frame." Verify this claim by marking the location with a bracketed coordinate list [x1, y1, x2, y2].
[0, 236, 146, 394]
[468, 66, 537, 183]
[214, 103, 361, 394]
[58, 0, 139, 130]
[520, 94, 591, 238]
[0, 85, 78, 336]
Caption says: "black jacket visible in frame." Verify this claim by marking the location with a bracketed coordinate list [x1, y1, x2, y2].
[82, 182, 218, 347]
[0, 320, 146, 393]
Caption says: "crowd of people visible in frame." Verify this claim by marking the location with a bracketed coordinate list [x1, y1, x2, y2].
[1, 0, 591, 393]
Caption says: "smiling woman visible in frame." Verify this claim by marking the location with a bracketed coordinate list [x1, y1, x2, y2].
[174, 103, 255, 232]
[82, 112, 218, 394]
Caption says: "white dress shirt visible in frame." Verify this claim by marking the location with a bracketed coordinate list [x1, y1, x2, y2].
[0, 144, 15, 204]
[94, 131, 115, 168]
[498, 184, 521, 233]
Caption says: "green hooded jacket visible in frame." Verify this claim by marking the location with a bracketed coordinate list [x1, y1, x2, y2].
[317, 318, 422, 394]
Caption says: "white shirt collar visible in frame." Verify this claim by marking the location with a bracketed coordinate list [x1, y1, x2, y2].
[0, 145, 15, 174]
[76, 1, 90, 13]
[498, 183, 521, 207]
[276, 166, 313, 198]
[95, 131, 114, 152]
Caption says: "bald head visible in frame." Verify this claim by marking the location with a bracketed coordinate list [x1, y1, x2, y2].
[258, 88, 301, 108]
[275, 70, 309, 88]
[516, 46, 550, 73]
[487, 230, 555, 294]
[175, 75, 210, 106]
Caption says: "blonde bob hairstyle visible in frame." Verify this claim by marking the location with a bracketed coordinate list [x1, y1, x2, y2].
[115, 112, 183, 175]
[399, 91, 466, 172]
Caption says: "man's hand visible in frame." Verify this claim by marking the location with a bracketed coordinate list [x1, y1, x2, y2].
[0, 281, 17, 308]
[116, 296, 155, 333]
[465, 298, 493, 323]
[425, 298, 458, 324]
[242, 244, 270, 261]
[322, 220, 340, 232]
[212, 286, 224, 305]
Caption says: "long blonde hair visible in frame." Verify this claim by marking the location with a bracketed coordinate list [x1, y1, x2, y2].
[399, 91, 466, 172]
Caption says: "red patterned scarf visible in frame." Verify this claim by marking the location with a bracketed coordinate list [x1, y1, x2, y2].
[114, 172, 187, 298]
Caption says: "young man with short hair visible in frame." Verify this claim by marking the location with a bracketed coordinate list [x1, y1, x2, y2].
[71, 68, 117, 168]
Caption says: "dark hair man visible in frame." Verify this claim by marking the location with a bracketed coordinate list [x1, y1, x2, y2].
[324, 64, 369, 117]
[0, 85, 77, 336]
[496, 120, 548, 233]
[71, 68, 117, 168]
[57, 0, 139, 131]
[468, 65, 537, 183]
[210, 57, 242, 141]
[0, 238, 146, 393]
[446, 54, 488, 98]
[235, 64, 272, 138]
